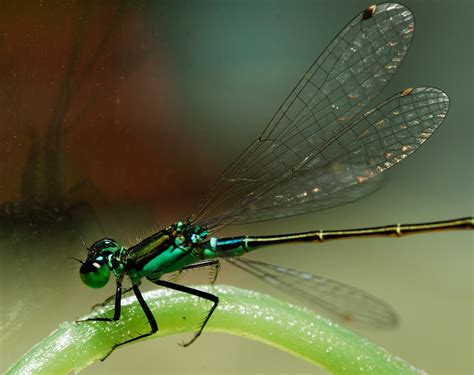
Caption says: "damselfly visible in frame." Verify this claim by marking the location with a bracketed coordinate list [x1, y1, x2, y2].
[76, 3, 473, 359]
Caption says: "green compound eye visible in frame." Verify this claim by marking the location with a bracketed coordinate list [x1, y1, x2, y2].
[80, 260, 110, 288]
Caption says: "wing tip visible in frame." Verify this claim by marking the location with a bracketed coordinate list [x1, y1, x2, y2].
[361, 4, 377, 20]
[369, 3, 415, 28]
[401, 86, 450, 102]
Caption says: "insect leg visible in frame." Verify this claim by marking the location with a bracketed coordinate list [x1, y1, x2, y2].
[78, 276, 124, 323]
[152, 279, 219, 347]
[101, 283, 159, 360]
[91, 285, 134, 312]
[179, 259, 221, 284]
[208, 261, 220, 285]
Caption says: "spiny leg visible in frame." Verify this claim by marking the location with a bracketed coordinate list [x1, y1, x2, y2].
[78, 276, 124, 323]
[208, 261, 220, 285]
[90, 280, 139, 312]
[169, 270, 184, 283]
[152, 279, 219, 347]
[91, 285, 133, 312]
[179, 259, 221, 285]
[101, 283, 159, 361]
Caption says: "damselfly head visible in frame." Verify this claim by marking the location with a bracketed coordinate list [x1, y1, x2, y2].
[79, 238, 120, 288]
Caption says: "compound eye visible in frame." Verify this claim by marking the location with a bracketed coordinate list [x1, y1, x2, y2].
[79, 260, 110, 288]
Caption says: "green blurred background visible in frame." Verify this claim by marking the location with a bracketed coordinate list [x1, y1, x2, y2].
[0, 0, 472, 374]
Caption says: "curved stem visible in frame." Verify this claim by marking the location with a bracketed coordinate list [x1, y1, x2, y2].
[6, 285, 424, 374]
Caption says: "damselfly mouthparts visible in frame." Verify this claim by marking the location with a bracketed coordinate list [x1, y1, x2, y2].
[76, 3, 473, 360]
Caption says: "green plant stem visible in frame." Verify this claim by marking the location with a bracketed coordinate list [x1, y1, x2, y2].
[6, 285, 424, 374]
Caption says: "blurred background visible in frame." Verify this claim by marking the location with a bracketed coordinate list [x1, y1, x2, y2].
[0, 0, 472, 374]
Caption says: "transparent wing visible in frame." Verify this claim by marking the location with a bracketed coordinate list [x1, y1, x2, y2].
[222, 166, 385, 223]
[227, 258, 398, 328]
[198, 87, 449, 229]
[189, 3, 415, 230]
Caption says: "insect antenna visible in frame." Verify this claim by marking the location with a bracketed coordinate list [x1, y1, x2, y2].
[68, 257, 84, 265]
[79, 235, 90, 250]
